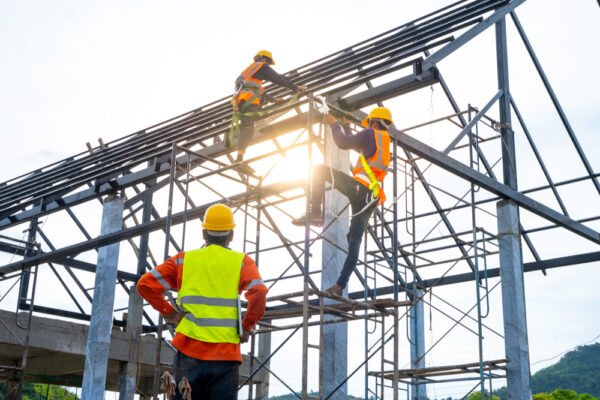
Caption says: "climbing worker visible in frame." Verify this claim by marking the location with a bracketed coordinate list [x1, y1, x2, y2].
[137, 203, 268, 400]
[292, 107, 393, 297]
[229, 50, 307, 172]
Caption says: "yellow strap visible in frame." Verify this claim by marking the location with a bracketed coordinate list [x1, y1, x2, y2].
[360, 153, 380, 198]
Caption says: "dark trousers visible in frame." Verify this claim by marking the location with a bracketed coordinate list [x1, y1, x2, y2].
[173, 351, 240, 400]
[311, 165, 377, 288]
[237, 101, 259, 151]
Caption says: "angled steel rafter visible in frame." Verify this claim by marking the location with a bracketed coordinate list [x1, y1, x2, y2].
[386, 127, 600, 244]
[0, 0, 506, 226]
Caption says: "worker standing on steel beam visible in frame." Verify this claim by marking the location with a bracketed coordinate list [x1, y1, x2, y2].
[292, 108, 393, 296]
[138, 204, 268, 400]
[229, 50, 307, 173]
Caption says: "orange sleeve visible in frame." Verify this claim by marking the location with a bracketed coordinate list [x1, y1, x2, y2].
[239, 255, 268, 331]
[137, 252, 183, 316]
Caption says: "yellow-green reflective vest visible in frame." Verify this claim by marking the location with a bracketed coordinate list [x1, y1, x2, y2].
[176, 245, 245, 344]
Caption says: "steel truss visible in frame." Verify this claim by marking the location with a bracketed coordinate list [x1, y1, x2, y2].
[1, 1, 599, 399]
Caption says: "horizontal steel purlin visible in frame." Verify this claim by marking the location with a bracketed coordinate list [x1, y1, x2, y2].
[346, 250, 600, 300]
[388, 127, 600, 244]
[0, 180, 304, 276]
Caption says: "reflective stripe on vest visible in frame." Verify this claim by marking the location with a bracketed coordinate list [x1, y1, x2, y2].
[175, 245, 245, 344]
[352, 128, 391, 204]
[233, 62, 265, 106]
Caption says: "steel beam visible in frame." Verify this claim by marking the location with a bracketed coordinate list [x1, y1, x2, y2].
[385, 127, 600, 244]
[82, 195, 124, 398]
[423, 0, 527, 71]
[495, 14, 532, 399]
[0, 180, 303, 275]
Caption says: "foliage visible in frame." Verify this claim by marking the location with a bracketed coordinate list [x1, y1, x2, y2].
[0, 383, 79, 400]
[532, 389, 598, 400]
[466, 390, 499, 399]
[495, 343, 600, 399]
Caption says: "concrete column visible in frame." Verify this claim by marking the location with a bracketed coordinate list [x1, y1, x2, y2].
[497, 200, 532, 399]
[496, 16, 532, 400]
[321, 121, 349, 400]
[409, 289, 426, 400]
[119, 190, 153, 400]
[255, 320, 272, 400]
[82, 194, 124, 399]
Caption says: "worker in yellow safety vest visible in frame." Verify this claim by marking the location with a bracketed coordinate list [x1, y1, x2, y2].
[292, 107, 393, 297]
[138, 204, 268, 400]
[229, 50, 307, 173]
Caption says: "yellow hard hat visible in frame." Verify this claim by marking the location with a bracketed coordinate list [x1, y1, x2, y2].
[202, 204, 236, 231]
[361, 107, 393, 128]
[254, 50, 275, 65]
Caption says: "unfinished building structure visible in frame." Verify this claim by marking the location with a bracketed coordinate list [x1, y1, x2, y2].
[1, 0, 598, 399]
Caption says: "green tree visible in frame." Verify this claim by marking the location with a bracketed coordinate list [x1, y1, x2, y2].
[466, 391, 499, 400]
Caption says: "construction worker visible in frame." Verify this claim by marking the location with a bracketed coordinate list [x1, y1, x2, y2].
[137, 204, 268, 400]
[229, 50, 307, 171]
[292, 108, 393, 296]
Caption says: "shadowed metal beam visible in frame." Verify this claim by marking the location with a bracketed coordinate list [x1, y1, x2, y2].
[0, 180, 304, 275]
[423, 0, 527, 70]
[387, 127, 600, 244]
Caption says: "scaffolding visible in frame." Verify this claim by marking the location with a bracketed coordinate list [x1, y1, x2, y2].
[1, 1, 599, 399]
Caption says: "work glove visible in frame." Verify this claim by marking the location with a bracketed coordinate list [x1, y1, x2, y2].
[165, 310, 186, 326]
[240, 329, 253, 343]
[324, 113, 337, 125]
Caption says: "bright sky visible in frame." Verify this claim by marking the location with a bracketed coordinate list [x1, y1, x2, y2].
[1, 1, 599, 399]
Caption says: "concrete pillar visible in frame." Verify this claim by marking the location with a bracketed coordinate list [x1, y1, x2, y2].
[409, 289, 426, 400]
[119, 190, 153, 400]
[496, 15, 532, 400]
[321, 121, 349, 400]
[255, 320, 272, 400]
[82, 194, 124, 399]
[497, 200, 532, 399]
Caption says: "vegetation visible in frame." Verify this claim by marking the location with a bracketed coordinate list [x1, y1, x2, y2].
[0, 383, 79, 400]
[495, 343, 600, 399]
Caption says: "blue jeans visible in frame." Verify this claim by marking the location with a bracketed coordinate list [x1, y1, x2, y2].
[311, 166, 377, 288]
[173, 351, 240, 400]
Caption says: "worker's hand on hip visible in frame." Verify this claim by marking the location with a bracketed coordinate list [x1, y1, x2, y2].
[165, 310, 186, 326]
[324, 113, 337, 125]
[297, 86, 307, 94]
[240, 329, 252, 343]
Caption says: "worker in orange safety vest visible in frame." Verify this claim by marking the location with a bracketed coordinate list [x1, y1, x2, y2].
[292, 107, 393, 297]
[229, 50, 307, 173]
[138, 204, 268, 400]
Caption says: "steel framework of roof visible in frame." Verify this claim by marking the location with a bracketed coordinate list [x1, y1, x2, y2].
[1, 0, 599, 399]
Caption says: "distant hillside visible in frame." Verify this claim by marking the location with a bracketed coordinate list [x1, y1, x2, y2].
[495, 343, 600, 399]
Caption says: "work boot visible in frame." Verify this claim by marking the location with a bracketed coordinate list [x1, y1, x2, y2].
[324, 283, 343, 297]
[291, 212, 324, 227]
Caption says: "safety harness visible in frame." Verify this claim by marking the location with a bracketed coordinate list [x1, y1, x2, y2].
[359, 153, 381, 198]
[227, 90, 299, 149]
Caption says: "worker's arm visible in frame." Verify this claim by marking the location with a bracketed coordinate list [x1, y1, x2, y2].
[239, 255, 268, 332]
[137, 253, 182, 316]
[254, 64, 299, 92]
[329, 122, 373, 153]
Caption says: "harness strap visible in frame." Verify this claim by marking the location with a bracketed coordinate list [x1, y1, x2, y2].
[359, 152, 381, 198]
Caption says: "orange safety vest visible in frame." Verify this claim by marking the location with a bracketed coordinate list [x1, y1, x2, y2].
[352, 128, 391, 205]
[232, 62, 265, 107]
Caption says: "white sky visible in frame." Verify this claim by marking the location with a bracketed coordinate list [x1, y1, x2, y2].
[1, 0, 599, 399]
